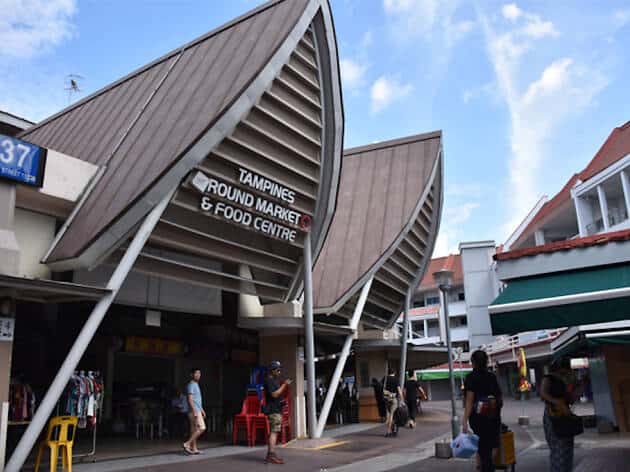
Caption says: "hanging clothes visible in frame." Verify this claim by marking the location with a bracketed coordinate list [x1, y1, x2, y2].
[60, 371, 104, 429]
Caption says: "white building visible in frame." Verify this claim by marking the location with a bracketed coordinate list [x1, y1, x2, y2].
[404, 243, 500, 352]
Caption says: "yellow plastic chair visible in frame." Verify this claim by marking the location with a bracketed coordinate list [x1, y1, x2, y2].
[35, 416, 78, 472]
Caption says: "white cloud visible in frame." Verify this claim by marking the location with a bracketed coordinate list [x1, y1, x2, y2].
[370, 76, 413, 114]
[0, 0, 77, 59]
[433, 201, 480, 257]
[340, 58, 367, 90]
[613, 9, 630, 29]
[478, 5, 607, 236]
[382, 0, 474, 45]
[522, 17, 558, 39]
[502, 4, 522, 22]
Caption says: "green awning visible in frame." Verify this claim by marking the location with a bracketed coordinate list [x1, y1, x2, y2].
[489, 264, 630, 335]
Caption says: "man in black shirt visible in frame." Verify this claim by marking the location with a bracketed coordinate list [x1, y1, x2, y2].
[263, 361, 292, 464]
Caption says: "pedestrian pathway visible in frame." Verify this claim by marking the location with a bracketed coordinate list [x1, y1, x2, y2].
[29, 400, 630, 472]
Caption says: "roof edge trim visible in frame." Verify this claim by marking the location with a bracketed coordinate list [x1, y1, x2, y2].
[344, 130, 441, 157]
[285, 1, 345, 300]
[387, 145, 444, 329]
[44, 0, 326, 272]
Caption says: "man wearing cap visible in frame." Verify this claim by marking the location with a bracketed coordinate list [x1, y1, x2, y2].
[263, 361, 292, 464]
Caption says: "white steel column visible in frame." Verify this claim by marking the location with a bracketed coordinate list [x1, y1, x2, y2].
[621, 170, 630, 220]
[314, 277, 373, 438]
[302, 232, 317, 438]
[423, 319, 429, 337]
[5, 189, 176, 472]
[597, 184, 610, 231]
[399, 290, 411, 387]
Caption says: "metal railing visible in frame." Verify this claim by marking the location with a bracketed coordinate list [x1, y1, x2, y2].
[481, 328, 564, 356]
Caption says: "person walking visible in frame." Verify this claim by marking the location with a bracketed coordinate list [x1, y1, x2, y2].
[263, 361, 292, 465]
[403, 371, 420, 428]
[383, 369, 404, 437]
[183, 368, 206, 455]
[462, 350, 502, 472]
[371, 378, 386, 422]
[540, 358, 578, 472]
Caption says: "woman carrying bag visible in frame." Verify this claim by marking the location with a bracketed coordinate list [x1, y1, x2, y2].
[383, 369, 404, 438]
[462, 350, 502, 472]
[540, 358, 583, 472]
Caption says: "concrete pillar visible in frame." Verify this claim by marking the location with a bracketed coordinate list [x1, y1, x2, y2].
[621, 170, 630, 221]
[0, 182, 19, 470]
[423, 319, 428, 338]
[574, 194, 596, 237]
[459, 241, 497, 349]
[0, 183, 20, 276]
[259, 334, 306, 438]
[597, 185, 610, 231]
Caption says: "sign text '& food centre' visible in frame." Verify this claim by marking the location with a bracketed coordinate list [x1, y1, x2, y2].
[192, 168, 311, 243]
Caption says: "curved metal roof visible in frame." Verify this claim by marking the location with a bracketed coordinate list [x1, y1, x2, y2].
[313, 131, 443, 326]
[20, 0, 342, 279]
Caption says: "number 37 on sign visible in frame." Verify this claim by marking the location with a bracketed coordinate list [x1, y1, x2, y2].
[0, 135, 47, 187]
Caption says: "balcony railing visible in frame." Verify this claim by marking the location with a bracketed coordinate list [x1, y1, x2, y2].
[480, 328, 564, 356]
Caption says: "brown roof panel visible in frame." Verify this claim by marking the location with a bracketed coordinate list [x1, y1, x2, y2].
[19, 0, 311, 265]
[313, 132, 442, 311]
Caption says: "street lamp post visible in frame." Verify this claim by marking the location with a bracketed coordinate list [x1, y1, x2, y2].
[433, 269, 460, 439]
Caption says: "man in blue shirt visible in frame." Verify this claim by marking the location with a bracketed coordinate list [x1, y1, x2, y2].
[183, 368, 206, 455]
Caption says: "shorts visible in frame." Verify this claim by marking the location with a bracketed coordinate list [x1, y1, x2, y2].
[188, 412, 206, 432]
[387, 397, 399, 417]
[268, 413, 282, 433]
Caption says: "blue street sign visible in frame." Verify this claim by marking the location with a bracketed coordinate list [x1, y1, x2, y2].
[0, 134, 47, 187]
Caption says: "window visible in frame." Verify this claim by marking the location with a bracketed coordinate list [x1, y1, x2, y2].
[425, 296, 440, 306]
[413, 299, 426, 308]
[458, 292, 465, 301]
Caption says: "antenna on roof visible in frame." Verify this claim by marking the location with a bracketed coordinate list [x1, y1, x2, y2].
[65, 74, 84, 104]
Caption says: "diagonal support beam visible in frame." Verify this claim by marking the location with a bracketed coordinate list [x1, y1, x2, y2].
[5, 189, 176, 472]
[399, 290, 411, 387]
[314, 276, 373, 438]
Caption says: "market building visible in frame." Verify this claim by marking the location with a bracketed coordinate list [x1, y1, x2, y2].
[0, 0, 446, 468]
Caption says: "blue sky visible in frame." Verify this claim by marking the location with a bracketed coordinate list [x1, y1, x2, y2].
[1, 0, 629, 256]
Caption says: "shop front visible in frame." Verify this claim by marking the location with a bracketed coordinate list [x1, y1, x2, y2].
[0, 0, 344, 469]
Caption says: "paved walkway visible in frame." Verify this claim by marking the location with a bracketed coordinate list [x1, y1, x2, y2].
[26, 399, 629, 472]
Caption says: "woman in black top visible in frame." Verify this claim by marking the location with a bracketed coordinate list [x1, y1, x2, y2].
[540, 358, 577, 472]
[403, 371, 420, 427]
[462, 350, 502, 472]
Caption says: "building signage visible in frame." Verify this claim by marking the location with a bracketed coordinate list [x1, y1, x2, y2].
[192, 168, 311, 243]
[125, 336, 183, 355]
[0, 134, 47, 187]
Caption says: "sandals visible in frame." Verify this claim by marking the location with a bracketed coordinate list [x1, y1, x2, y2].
[182, 444, 193, 455]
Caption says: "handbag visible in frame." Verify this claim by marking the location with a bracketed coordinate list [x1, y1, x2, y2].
[394, 402, 408, 427]
[550, 413, 584, 438]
